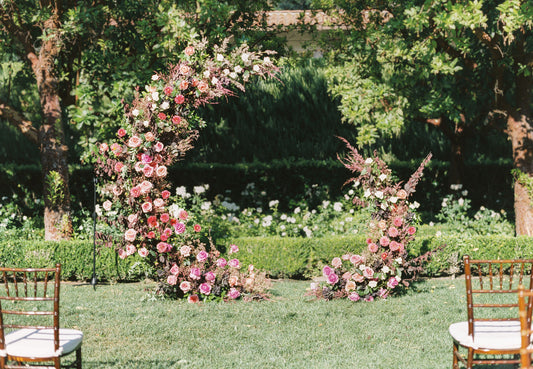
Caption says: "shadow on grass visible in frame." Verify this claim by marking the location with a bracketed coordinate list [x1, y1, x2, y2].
[84, 359, 190, 369]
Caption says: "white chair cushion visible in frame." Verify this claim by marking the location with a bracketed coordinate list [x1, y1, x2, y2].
[2, 328, 83, 359]
[449, 321, 524, 351]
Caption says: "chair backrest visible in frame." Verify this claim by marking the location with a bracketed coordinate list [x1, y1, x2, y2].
[464, 255, 533, 337]
[518, 285, 533, 369]
[0, 264, 61, 354]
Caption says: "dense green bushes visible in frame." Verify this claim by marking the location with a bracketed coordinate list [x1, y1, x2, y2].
[2, 235, 531, 281]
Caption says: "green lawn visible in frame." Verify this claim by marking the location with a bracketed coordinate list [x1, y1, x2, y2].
[56, 277, 505, 369]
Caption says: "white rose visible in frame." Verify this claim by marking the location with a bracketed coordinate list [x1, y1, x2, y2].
[379, 174, 387, 181]
[365, 158, 373, 164]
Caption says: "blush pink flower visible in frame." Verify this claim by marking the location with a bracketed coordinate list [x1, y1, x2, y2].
[388, 227, 399, 238]
[342, 272, 352, 280]
[117, 128, 127, 137]
[167, 275, 178, 286]
[363, 267, 374, 279]
[127, 214, 138, 225]
[389, 241, 400, 251]
[322, 265, 333, 277]
[130, 186, 141, 198]
[139, 180, 153, 194]
[143, 165, 154, 177]
[172, 115, 181, 125]
[170, 264, 180, 275]
[196, 251, 208, 263]
[160, 213, 170, 223]
[127, 136, 141, 148]
[114, 162, 124, 173]
[205, 271, 216, 282]
[216, 258, 227, 267]
[331, 257, 342, 268]
[178, 210, 188, 220]
[387, 277, 399, 289]
[112, 185, 122, 196]
[179, 65, 190, 75]
[184, 45, 195, 56]
[153, 198, 164, 208]
[180, 80, 189, 90]
[141, 201, 152, 213]
[197, 81, 208, 92]
[126, 244, 136, 256]
[157, 112, 166, 120]
[161, 190, 170, 199]
[229, 259, 240, 269]
[368, 243, 379, 253]
[157, 242, 171, 253]
[393, 217, 403, 227]
[407, 226, 416, 235]
[350, 254, 363, 265]
[180, 281, 191, 293]
[228, 275, 238, 286]
[110, 143, 122, 154]
[229, 244, 239, 254]
[379, 236, 390, 247]
[156, 165, 167, 177]
[174, 94, 185, 104]
[163, 85, 173, 96]
[327, 273, 339, 285]
[353, 273, 364, 283]
[228, 287, 241, 299]
[348, 292, 360, 302]
[102, 200, 112, 211]
[174, 222, 186, 234]
[124, 229, 137, 242]
[118, 248, 127, 259]
[144, 132, 155, 142]
[138, 247, 148, 257]
[154, 142, 164, 152]
[99, 143, 109, 152]
[187, 295, 199, 303]
[189, 267, 201, 280]
[180, 245, 191, 257]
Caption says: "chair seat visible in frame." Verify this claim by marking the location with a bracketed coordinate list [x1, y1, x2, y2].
[2, 328, 83, 359]
[449, 321, 527, 351]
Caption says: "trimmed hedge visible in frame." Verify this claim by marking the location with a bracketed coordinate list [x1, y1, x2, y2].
[1, 235, 531, 281]
[0, 240, 142, 281]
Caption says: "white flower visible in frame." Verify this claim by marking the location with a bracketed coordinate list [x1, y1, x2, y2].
[365, 158, 373, 164]
[458, 198, 464, 206]
[436, 231, 442, 237]
[462, 190, 468, 196]
[143, 120, 149, 127]
[229, 72, 237, 79]
[160, 101, 169, 110]
[216, 54, 224, 61]
[348, 189, 354, 195]
[280, 225, 286, 231]
[395, 258, 403, 264]
[303, 227, 312, 237]
[395, 275, 402, 282]
[382, 266, 391, 274]
[379, 174, 387, 181]
[168, 204, 181, 219]
[223, 68, 230, 76]
[322, 201, 330, 208]
[175, 186, 189, 198]
[264, 56, 271, 63]
[350, 209, 354, 214]
[333, 202, 343, 212]
[381, 203, 388, 210]
[287, 217, 296, 224]
[409, 201, 420, 209]
[375, 191, 384, 199]
[221, 201, 240, 212]
[132, 109, 139, 117]
[211, 77, 219, 85]
[151, 74, 159, 81]
[429, 221, 435, 227]
[151, 91, 159, 101]
[253, 65, 260, 72]
[95, 204, 102, 217]
[254, 219, 259, 224]
[262, 215, 273, 227]
[353, 181, 360, 187]
[241, 53, 249, 62]
[294, 207, 301, 214]
[280, 214, 287, 220]
[269, 200, 279, 208]
[201, 202, 211, 210]
[193, 186, 206, 195]
[203, 70, 210, 78]
[151, 103, 157, 111]
[234, 65, 243, 74]
[450, 184, 463, 190]
[364, 189, 371, 198]
[369, 281, 378, 288]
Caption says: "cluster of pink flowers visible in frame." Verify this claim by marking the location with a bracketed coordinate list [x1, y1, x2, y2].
[312, 138, 432, 302]
[95, 41, 277, 301]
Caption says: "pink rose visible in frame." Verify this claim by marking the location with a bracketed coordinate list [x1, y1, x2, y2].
[167, 275, 178, 286]
[141, 202, 152, 213]
[163, 85, 173, 96]
[327, 273, 339, 285]
[179, 65, 190, 75]
[353, 273, 364, 283]
[180, 80, 189, 90]
[139, 180, 153, 194]
[153, 198, 164, 208]
[342, 272, 352, 280]
[154, 142, 164, 152]
[363, 267, 374, 279]
[342, 254, 350, 260]
[174, 222, 186, 234]
[196, 250, 208, 263]
[407, 226, 416, 235]
[366, 238, 373, 244]
[172, 115, 181, 125]
[216, 258, 227, 268]
[388, 227, 399, 238]
[389, 241, 400, 251]
[143, 165, 154, 177]
[144, 132, 155, 142]
[161, 190, 170, 199]
[180, 281, 191, 293]
[180, 245, 191, 257]
[124, 229, 137, 242]
[156, 165, 167, 177]
[229, 259, 240, 269]
[187, 295, 199, 303]
[184, 45, 195, 56]
[141, 154, 152, 164]
[112, 186, 122, 196]
[127, 214, 138, 225]
[118, 248, 127, 259]
[99, 143, 109, 152]
[178, 210, 188, 220]
[110, 143, 121, 154]
[117, 128, 126, 137]
[205, 271, 216, 282]
[379, 236, 390, 247]
[138, 247, 148, 257]
[199, 283, 211, 295]
[365, 295, 375, 302]
[175, 94, 185, 104]
[170, 264, 180, 275]
[387, 277, 399, 289]
[102, 200, 112, 211]
[322, 265, 333, 277]
[126, 244, 136, 256]
[114, 162, 124, 173]
[331, 257, 342, 268]
[198, 81, 208, 92]
[156, 242, 171, 253]
[378, 288, 389, 299]
[193, 224, 201, 232]
[350, 254, 363, 265]
[229, 244, 239, 254]
[348, 293, 360, 302]
[189, 267, 201, 280]
[228, 287, 241, 299]
[134, 162, 143, 172]
[393, 217, 403, 227]
[368, 243, 379, 253]
[127, 135, 141, 148]
[228, 275, 239, 287]
[160, 213, 170, 223]
[157, 112, 166, 120]
[130, 186, 141, 198]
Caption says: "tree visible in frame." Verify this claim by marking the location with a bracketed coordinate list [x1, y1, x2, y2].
[0, 0, 280, 240]
[312, 0, 533, 235]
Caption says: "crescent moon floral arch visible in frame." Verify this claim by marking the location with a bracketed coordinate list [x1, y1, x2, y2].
[94, 40, 278, 302]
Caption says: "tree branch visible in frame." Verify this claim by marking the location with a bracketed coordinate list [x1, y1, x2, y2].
[434, 37, 478, 70]
[0, 99, 39, 145]
[0, 1, 39, 67]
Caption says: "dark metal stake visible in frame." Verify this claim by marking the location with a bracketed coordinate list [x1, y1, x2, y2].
[91, 176, 97, 289]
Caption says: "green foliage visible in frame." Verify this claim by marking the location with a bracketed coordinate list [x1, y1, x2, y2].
[0, 239, 147, 282]
[44, 170, 65, 207]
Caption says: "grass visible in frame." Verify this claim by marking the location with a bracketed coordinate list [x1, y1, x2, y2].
[51, 277, 484, 369]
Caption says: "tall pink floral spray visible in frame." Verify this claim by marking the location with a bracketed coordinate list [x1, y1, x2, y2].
[95, 40, 277, 301]
[313, 138, 432, 302]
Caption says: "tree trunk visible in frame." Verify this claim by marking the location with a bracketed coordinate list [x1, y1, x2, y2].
[35, 17, 72, 241]
[507, 111, 533, 236]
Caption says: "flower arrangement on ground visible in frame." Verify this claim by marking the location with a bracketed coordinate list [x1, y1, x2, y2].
[94, 40, 277, 301]
[311, 138, 432, 302]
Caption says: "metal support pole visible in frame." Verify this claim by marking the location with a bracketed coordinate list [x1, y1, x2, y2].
[91, 176, 97, 289]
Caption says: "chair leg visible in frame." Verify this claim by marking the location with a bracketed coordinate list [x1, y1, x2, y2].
[54, 356, 60, 369]
[0, 356, 5, 369]
[452, 342, 459, 369]
[76, 348, 82, 369]
[466, 348, 474, 369]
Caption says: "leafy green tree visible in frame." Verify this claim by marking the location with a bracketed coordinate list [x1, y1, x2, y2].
[312, 0, 533, 235]
[0, 0, 280, 240]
